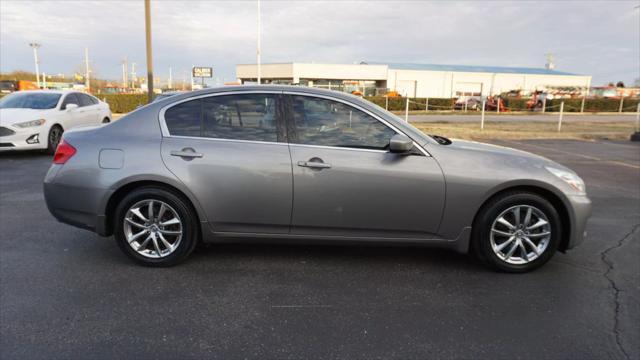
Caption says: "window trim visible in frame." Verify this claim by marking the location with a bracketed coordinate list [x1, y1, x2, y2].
[282, 91, 429, 156]
[159, 90, 286, 145]
[158, 90, 429, 156]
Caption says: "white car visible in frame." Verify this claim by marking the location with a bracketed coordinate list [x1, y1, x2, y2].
[0, 90, 112, 153]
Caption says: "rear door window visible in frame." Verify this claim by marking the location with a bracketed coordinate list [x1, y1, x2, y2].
[164, 99, 202, 137]
[202, 94, 281, 142]
[77, 93, 95, 107]
[164, 94, 284, 142]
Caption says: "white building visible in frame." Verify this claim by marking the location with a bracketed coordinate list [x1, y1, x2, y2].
[236, 62, 592, 98]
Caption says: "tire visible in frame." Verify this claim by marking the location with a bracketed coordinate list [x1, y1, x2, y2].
[45, 125, 63, 155]
[472, 192, 561, 273]
[113, 186, 199, 267]
[102, 117, 110, 124]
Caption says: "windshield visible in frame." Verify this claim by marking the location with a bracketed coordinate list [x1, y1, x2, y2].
[0, 92, 61, 110]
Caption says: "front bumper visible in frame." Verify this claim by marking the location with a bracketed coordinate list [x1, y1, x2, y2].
[565, 194, 592, 250]
[0, 126, 47, 151]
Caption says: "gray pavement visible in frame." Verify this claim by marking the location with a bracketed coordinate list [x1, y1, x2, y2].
[408, 113, 638, 123]
[1, 139, 639, 359]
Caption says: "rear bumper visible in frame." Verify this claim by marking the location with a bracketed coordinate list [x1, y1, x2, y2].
[565, 194, 592, 249]
[43, 165, 111, 236]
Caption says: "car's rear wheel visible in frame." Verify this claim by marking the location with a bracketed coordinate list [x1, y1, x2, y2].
[102, 117, 110, 124]
[114, 187, 198, 266]
[46, 125, 63, 155]
[472, 192, 561, 272]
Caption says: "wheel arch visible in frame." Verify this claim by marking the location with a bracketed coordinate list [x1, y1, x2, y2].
[472, 183, 572, 252]
[103, 179, 204, 238]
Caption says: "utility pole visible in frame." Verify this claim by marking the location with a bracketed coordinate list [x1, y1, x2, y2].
[190, 65, 194, 90]
[84, 47, 91, 92]
[168, 67, 173, 89]
[29, 43, 41, 88]
[131, 62, 137, 89]
[144, 0, 154, 102]
[256, 0, 261, 84]
[121, 58, 128, 88]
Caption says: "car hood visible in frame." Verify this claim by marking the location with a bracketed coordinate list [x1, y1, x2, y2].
[0, 108, 55, 127]
[451, 139, 544, 157]
[445, 138, 575, 173]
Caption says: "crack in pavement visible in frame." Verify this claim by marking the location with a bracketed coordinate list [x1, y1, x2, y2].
[600, 223, 640, 360]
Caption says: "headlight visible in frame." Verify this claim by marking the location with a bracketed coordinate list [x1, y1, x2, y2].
[546, 166, 586, 193]
[14, 119, 46, 128]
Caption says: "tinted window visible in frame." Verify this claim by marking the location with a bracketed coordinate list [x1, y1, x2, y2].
[0, 92, 61, 109]
[77, 93, 95, 107]
[164, 99, 201, 137]
[202, 94, 279, 142]
[61, 93, 80, 109]
[290, 96, 396, 150]
[164, 94, 281, 142]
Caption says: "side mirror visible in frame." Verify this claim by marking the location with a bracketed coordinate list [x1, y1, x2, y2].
[65, 103, 78, 111]
[389, 134, 414, 153]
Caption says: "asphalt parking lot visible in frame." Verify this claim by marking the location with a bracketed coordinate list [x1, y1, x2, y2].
[408, 113, 639, 123]
[1, 139, 638, 359]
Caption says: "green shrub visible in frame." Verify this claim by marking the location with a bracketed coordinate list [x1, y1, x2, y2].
[100, 94, 149, 113]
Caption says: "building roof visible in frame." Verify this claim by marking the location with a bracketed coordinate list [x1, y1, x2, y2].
[383, 63, 578, 76]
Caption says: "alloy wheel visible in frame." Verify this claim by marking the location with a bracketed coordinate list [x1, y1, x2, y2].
[489, 205, 551, 265]
[123, 199, 183, 258]
[49, 127, 62, 148]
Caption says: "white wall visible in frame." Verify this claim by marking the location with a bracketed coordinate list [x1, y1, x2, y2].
[293, 63, 387, 82]
[388, 69, 592, 98]
[236, 63, 294, 80]
[236, 63, 387, 83]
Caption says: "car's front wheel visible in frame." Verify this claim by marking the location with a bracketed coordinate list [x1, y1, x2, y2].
[45, 125, 63, 155]
[472, 192, 561, 272]
[114, 187, 199, 266]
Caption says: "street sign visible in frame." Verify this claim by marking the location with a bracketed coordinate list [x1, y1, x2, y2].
[192, 67, 213, 78]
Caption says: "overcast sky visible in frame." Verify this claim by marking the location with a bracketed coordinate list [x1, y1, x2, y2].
[1, 0, 638, 86]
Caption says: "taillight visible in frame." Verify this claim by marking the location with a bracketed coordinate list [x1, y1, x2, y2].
[53, 139, 76, 164]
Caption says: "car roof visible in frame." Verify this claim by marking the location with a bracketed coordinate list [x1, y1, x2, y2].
[169, 85, 365, 104]
[11, 89, 80, 95]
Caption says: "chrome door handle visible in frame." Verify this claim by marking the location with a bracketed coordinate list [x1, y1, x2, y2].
[170, 150, 203, 158]
[297, 160, 331, 169]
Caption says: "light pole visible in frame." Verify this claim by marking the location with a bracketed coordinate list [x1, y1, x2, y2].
[29, 43, 41, 88]
[144, 0, 154, 102]
[84, 47, 91, 92]
[257, 0, 261, 84]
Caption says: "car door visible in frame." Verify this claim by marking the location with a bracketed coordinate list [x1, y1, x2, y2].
[76, 93, 99, 125]
[59, 93, 83, 129]
[285, 94, 446, 239]
[160, 92, 293, 234]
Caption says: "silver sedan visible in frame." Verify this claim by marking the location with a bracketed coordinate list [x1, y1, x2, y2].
[43, 86, 591, 272]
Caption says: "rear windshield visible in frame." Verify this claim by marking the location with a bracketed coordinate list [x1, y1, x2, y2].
[0, 92, 61, 109]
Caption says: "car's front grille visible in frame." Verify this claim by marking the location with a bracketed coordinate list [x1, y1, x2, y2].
[0, 143, 15, 147]
[0, 126, 15, 137]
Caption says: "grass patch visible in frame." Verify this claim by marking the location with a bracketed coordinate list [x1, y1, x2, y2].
[411, 121, 636, 141]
